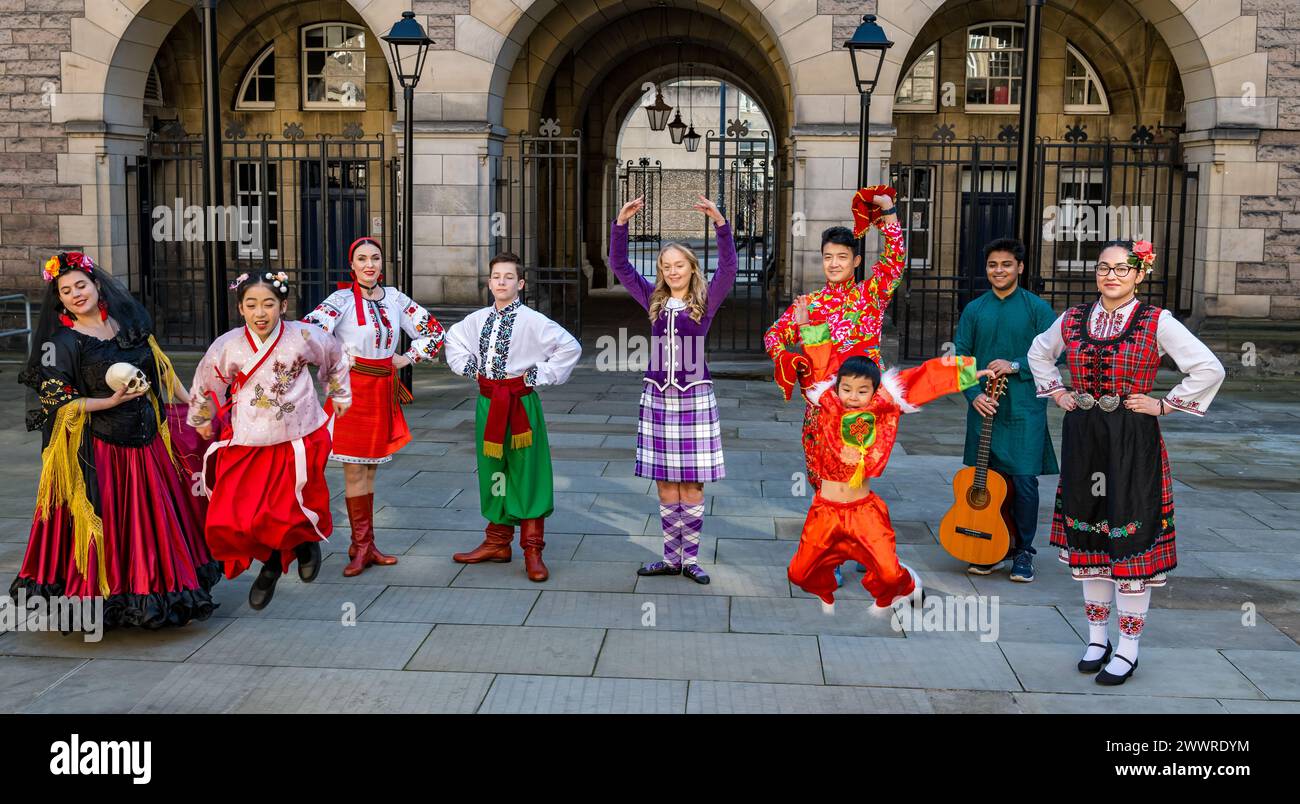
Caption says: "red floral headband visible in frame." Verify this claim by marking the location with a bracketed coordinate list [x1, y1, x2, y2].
[42, 252, 95, 283]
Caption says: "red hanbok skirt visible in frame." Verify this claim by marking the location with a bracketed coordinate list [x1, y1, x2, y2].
[328, 356, 411, 464]
[204, 422, 333, 579]
[11, 422, 220, 630]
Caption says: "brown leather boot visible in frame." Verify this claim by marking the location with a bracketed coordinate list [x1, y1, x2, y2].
[519, 517, 548, 582]
[452, 522, 514, 564]
[356, 493, 397, 566]
[343, 495, 374, 578]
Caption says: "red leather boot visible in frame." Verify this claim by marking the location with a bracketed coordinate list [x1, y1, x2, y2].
[354, 493, 398, 566]
[519, 518, 548, 582]
[452, 522, 514, 564]
[343, 495, 374, 577]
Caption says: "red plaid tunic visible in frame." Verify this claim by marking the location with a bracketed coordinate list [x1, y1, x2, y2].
[1049, 301, 1176, 591]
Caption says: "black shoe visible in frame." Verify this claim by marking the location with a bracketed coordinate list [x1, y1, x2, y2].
[1077, 640, 1113, 673]
[1095, 653, 1138, 686]
[295, 541, 322, 583]
[248, 557, 283, 611]
[682, 564, 711, 585]
[637, 561, 682, 577]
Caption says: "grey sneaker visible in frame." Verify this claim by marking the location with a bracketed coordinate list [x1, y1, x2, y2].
[967, 559, 1009, 576]
[1010, 553, 1035, 583]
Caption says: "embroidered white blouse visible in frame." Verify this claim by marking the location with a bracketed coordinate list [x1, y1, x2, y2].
[302, 286, 445, 363]
[187, 321, 353, 446]
[443, 298, 582, 386]
[1027, 297, 1226, 416]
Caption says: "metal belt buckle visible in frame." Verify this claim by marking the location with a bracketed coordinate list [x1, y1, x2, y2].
[1073, 392, 1096, 410]
[1098, 394, 1121, 412]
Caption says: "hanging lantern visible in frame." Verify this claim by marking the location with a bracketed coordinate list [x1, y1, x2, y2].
[643, 86, 673, 132]
[683, 124, 701, 153]
[667, 109, 687, 144]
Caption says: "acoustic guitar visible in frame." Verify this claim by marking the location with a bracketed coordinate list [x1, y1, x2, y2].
[939, 375, 1013, 565]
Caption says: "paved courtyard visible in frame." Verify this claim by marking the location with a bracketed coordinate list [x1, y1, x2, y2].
[1, 330, 1299, 714]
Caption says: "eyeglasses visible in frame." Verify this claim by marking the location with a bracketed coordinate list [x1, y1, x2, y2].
[1094, 262, 1134, 278]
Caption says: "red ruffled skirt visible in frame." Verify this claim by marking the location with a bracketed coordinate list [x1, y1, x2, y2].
[11, 413, 220, 630]
[205, 422, 333, 579]
[328, 356, 411, 463]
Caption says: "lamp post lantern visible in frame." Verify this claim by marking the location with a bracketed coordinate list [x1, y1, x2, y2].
[844, 13, 893, 279]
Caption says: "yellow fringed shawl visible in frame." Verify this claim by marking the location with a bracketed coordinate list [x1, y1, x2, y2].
[147, 335, 183, 475]
[35, 399, 110, 596]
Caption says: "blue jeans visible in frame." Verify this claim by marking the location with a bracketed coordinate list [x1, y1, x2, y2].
[1009, 474, 1039, 557]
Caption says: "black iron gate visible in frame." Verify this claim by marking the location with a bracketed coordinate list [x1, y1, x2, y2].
[890, 133, 1197, 360]
[702, 129, 777, 352]
[617, 157, 663, 280]
[124, 124, 393, 348]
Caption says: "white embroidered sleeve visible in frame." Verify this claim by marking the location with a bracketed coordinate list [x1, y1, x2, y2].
[529, 317, 582, 387]
[1156, 310, 1225, 416]
[1028, 312, 1068, 398]
[443, 317, 479, 378]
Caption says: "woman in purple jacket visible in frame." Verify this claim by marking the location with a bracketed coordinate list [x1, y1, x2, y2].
[610, 195, 738, 584]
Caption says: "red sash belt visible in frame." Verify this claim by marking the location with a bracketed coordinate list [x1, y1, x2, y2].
[477, 375, 534, 458]
[351, 355, 413, 412]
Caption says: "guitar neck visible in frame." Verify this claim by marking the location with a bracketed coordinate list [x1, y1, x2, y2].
[973, 381, 1002, 489]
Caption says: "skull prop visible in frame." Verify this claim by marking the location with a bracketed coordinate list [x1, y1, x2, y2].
[106, 362, 151, 395]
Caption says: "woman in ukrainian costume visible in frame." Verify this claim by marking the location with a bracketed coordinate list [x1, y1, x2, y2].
[303, 237, 444, 576]
[188, 272, 352, 610]
[12, 252, 220, 629]
[1028, 240, 1225, 685]
[609, 195, 737, 584]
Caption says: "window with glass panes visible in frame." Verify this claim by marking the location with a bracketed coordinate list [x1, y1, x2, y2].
[1055, 168, 1104, 269]
[965, 23, 1023, 110]
[895, 45, 938, 112]
[234, 162, 279, 259]
[895, 167, 933, 268]
[1064, 45, 1108, 113]
[237, 46, 275, 110]
[301, 23, 366, 109]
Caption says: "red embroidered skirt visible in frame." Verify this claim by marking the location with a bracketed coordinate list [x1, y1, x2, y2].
[329, 356, 411, 464]
[205, 423, 333, 579]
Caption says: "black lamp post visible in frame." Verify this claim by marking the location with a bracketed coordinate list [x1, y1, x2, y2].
[845, 14, 893, 191]
[667, 41, 687, 144]
[845, 14, 893, 280]
[382, 10, 433, 390]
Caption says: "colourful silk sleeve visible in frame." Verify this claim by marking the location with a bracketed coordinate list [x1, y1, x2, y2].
[799, 323, 836, 384]
[895, 356, 979, 408]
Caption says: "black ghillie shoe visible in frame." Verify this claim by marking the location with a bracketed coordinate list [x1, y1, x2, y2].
[637, 561, 682, 577]
[1095, 654, 1138, 686]
[1077, 640, 1113, 673]
[682, 564, 711, 585]
[295, 541, 321, 583]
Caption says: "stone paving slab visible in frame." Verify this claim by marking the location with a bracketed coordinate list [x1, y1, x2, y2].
[450, 559, 639, 593]
[1062, 608, 1299, 651]
[0, 655, 86, 712]
[1221, 649, 1300, 699]
[478, 674, 687, 713]
[311, 554, 464, 587]
[129, 662, 492, 714]
[819, 636, 1023, 691]
[1193, 551, 1300, 581]
[1213, 528, 1300, 552]
[686, 680, 934, 713]
[1218, 699, 1300, 714]
[210, 578, 386, 621]
[0, 615, 232, 661]
[317, 527, 425, 557]
[897, 603, 1081, 645]
[524, 591, 731, 632]
[360, 585, 539, 625]
[406, 530, 582, 561]
[406, 624, 606, 675]
[187, 619, 432, 670]
[1000, 642, 1267, 699]
[594, 630, 823, 684]
[728, 596, 901, 637]
[19, 658, 181, 714]
[1013, 692, 1229, 714]
[715, 538, 797, 565]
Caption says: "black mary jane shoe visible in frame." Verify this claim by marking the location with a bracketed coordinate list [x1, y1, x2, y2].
[1077, 640, 1113, 673]
[295, 541, 322, 583]
[637, 561, 682, 577]
[1095, 654, 1138, 686]
[248, 557, 283, 611]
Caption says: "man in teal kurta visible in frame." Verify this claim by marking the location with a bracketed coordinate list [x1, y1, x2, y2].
[952, 238, 1059, 582]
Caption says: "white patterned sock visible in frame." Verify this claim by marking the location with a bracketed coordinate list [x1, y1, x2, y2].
[1081, 578, 1114, 662]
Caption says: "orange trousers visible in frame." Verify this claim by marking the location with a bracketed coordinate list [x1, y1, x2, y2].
[788, 491, 914, 606]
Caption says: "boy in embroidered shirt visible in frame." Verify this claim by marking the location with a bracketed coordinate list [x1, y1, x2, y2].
[787, 296, 992, 613]
[443, 253, 582, 582]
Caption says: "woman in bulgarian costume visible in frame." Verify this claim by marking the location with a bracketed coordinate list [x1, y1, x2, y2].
[1028, 240, 1225, 685]
[188, 272, 352, 610]
[787, 295, 989, 613]
[303, 237, 444, 576]
[609, 194, 737, 584]
[12, 252, 220, 629]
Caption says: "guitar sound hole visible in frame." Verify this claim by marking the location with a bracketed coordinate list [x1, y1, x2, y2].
[966, 488, 990, 510]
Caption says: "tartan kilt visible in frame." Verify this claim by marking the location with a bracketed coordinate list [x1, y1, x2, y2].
[635, 381, 725, 483]
[1049, 406, 1176, 593]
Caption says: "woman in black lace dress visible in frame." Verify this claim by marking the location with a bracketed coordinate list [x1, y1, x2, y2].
[12, 252, 219, 629]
